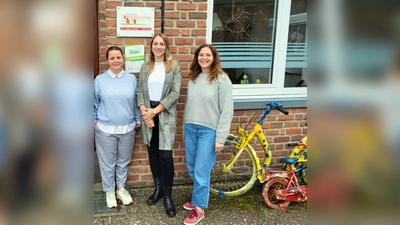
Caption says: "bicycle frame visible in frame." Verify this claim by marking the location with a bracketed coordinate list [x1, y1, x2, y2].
[225, 103, 285, 181]
[262, 159, 307, 212]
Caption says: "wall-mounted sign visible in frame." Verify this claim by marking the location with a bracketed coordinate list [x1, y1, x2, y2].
[117, 6, 154, 37]
[125, 45, 145, 73]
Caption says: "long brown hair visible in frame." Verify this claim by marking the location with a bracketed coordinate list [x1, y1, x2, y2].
[145, 33, 177, 73]
[189, 44, 225, 83]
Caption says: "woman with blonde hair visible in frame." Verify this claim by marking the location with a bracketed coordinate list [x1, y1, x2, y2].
[136, 33, 182, 217]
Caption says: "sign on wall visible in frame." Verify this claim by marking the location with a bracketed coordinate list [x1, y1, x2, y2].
[117, 6, 154, 37]
[125, 45, 145, 73]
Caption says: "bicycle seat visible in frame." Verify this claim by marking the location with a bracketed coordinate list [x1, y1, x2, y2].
[281, 157, 298, 164]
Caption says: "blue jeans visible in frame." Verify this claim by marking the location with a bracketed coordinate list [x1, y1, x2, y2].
[184, 123, 217, 208]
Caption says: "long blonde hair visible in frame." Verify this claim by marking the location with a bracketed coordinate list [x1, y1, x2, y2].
[145, 33, 177, 73]
[189, 44, 225, 83]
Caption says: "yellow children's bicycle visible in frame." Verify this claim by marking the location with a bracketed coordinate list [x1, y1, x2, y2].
[283, 136, 308, 184]
[210, 101, 290, 197]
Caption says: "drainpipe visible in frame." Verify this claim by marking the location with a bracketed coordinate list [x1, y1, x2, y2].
[161, 0, 165, 33]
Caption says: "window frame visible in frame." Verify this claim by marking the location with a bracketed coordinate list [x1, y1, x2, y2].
[206, 0, 307, 108]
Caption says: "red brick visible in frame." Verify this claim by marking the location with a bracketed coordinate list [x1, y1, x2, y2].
[129, 166, 148, 174]
[277, 115, 295, 121]
[125, 38, 144, 45]
[105, 9, 116, 18]
[198, 3, 208, 11]
[165, 12, 180, 19]
[154, 20, 161, 27]
[98, 2, 105, 11]
[196, 38, 206, 45]
[188, 12, 207, 19]
[179, 46, 189, 54]
[234, 111, 245, 116]
[180, 63, 189, 70]
[181, 71, 191, 77]
[177, 3, 196, 10]
[175, 38, 193, 45]
[181, 12, 187, 19]
[141, 174, 153, 180]
[274, 136, 290, 143]
[105, 19, 116, 27]
[106, 28, 116, 36]
[197, 21, 206, 28]
[286, 128, 302, 135]
[164, 29, 180, 36]
[106, 1, 122, 8]
[284, 121, 299, 127]
[181, 29, 190, 36]
[126, 175, 139, 181]
[291, 108, 307, 113]
[177, 21, 195, 28]
[170, 46, 177, 54]
[271, 122, 283, 128]
[106, 38, 123, 45]
[124, 2, 144, 7]
[192, 29, 206, 36]
[132, 152, 147, 159]
[146, 2, 161, 8]
[165, 3, 175, 10]
[266, 129, 279, 135]
[165, 20, 174, 27]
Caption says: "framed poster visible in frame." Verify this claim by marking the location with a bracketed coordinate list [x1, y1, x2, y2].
[125, 45, 145, 73]
[117, 6, 154, 37]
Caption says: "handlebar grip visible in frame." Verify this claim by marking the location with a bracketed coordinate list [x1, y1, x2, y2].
[277, 108, 289, 115]
[288, 143, 298, 147]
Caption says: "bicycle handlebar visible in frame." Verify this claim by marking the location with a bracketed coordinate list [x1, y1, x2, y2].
[258, 101, 289, 124]
[277, 107, 289, 115]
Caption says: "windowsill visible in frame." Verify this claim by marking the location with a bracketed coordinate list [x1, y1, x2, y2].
[233, 96, 307, 110]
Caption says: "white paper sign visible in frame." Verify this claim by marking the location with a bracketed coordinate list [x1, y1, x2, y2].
[117, 6, 154, 37]
[125, 45, 145, 73]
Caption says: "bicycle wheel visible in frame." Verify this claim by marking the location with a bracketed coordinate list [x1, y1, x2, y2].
[262, 178, 291, 210]
[210, 138, 258, 197]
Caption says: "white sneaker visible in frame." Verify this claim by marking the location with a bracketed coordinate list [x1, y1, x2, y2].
[117, 188, 133, 205]
[106, 191, 117, 208]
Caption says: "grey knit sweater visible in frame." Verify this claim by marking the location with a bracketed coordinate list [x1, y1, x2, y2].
[183, 73, 233, 143]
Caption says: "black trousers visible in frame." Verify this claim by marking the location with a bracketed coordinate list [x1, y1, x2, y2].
[148, 102, 174, 187]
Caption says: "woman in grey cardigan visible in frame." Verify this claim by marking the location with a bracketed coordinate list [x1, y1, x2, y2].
[136, 33, 181, 217]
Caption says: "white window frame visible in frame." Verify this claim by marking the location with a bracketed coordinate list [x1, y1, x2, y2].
[206, 0, 307, 103]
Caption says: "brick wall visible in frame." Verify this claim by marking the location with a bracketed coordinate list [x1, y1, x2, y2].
[97, 0, 307, 188]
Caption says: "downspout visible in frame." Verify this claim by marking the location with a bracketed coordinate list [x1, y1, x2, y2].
[161, 0, 165, 33]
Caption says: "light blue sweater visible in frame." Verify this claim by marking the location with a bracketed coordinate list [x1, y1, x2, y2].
[94, 70, 141, 126]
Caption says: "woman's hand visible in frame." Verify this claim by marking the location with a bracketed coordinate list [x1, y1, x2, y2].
[215, 142, 224, 153]
[141, 108, 156, 122]
[145, 119, 155, 128]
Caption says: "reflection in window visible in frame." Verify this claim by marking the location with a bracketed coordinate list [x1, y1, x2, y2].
[285, 0, 307, 88]
[212, 0, 277, 85]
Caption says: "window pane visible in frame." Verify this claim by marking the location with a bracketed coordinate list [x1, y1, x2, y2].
[285, 0, 307, 88]
[212, 0, 277, 85]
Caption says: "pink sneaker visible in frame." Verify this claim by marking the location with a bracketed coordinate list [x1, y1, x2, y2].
[183, 201, 195, 210]
[184, 207, 204, 225]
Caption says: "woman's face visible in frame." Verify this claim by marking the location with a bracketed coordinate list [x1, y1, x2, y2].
[152, 36, 166, 59]
[198, 47, 214, 72]
[107, 50, 123, 72]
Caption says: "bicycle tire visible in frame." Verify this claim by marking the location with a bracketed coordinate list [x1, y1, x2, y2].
[262, 178, 291, 210]
[210, 138, 258, 197]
